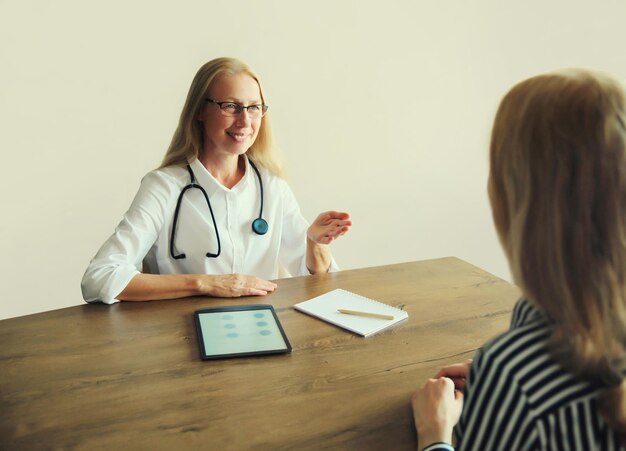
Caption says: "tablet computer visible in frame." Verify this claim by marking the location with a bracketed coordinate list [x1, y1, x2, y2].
[194, 304, 292, 360]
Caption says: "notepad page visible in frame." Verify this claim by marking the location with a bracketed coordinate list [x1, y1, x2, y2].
[293, 289, 408, 337]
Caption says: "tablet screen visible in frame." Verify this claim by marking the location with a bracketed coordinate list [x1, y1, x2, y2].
[194, 304, 292, 360]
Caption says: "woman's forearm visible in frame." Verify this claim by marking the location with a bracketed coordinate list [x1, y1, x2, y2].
[306, 238, 332, 274]
[117, 273, 278, 301]
[117, 273, 204, 301]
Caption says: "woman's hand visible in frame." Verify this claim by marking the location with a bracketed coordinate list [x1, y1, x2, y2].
[307, 211, 352, 245]
[304, 211, 352, 274]
[435, 359, 472, 392]
[203, 274, 277, 297]
[412, 377, 464, 449]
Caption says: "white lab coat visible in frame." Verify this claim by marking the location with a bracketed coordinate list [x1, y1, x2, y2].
[81, 157, 336, 304]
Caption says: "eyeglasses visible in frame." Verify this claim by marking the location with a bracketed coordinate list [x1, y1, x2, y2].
[205, 98, 268, 118]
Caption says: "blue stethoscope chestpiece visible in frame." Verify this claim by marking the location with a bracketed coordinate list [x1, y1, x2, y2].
[252, 218, 269, 235]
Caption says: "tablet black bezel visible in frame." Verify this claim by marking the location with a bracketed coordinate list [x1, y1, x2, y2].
[194, 304, 292, 360]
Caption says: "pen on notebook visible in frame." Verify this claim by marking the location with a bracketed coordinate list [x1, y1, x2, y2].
[337, 309, 394, 320]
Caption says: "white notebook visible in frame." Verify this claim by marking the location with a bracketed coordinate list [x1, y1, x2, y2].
[294, 289, 409, 337]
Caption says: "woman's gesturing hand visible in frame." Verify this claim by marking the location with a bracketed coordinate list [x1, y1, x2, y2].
[307, 211, 352, 245]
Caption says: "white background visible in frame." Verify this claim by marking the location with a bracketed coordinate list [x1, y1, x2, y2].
[2, 1, 625, 319]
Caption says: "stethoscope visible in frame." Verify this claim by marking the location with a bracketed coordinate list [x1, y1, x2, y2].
[169, 160, 268, 260]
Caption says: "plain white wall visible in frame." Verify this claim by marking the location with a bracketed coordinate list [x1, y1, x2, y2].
[2, 1, 625, 320]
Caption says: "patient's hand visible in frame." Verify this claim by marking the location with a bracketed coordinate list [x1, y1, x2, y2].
[412, 377, 463, 449]
[435, 359, 472, 392]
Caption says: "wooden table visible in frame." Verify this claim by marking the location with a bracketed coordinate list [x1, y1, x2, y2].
[0, 257, 519, 450]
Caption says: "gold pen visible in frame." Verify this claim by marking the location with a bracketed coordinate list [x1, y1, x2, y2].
[337, 309, 394, 320]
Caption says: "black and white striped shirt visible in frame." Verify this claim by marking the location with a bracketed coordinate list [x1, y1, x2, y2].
[424, 298, 624, 451]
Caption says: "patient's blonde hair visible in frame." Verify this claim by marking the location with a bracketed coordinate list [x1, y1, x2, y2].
[160, 57, 282, 176]
[489, 69, 626, 436]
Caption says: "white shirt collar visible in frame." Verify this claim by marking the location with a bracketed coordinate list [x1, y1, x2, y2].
[188, 155, 253, 194]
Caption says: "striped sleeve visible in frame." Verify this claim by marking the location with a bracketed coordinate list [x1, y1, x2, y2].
[451, 298, 625, 450]
[453, 325, 550, 450]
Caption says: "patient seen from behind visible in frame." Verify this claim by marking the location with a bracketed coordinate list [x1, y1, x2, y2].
[412, 70, 626, 450]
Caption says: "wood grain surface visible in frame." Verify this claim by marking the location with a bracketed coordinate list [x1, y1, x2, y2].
[0, 257, 520, 450]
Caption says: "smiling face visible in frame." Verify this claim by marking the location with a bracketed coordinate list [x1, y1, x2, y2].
[197, 72, 264, 160]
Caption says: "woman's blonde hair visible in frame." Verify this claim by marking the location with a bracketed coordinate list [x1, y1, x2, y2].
[489, 69, 626, 435]
[160, 57, 282, 176]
